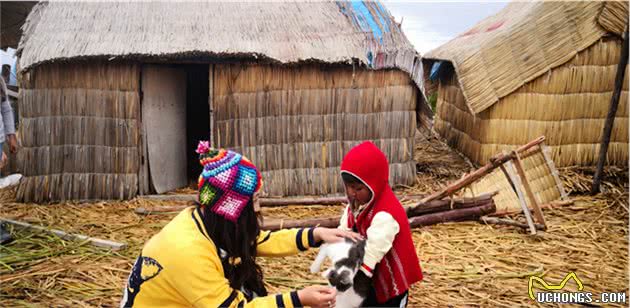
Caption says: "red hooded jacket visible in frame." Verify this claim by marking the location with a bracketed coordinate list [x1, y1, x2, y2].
[340, 141, 423, 303]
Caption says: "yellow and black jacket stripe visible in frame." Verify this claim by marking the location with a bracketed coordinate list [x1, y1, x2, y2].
[121, 207, 320, 308]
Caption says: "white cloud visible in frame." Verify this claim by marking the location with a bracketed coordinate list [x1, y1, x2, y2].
[384, 2, 508, 54]
[396, 18, 452, 54]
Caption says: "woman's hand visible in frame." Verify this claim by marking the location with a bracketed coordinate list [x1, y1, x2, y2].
[313, 227, 363, 244]
[297, 285, 336, 308]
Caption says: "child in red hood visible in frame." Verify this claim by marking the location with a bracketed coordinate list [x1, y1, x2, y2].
[338, 141, 423, 307]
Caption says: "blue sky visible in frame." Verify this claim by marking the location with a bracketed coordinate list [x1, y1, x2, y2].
[383, 1, 509, 54]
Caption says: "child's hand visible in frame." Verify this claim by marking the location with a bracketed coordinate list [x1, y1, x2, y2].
[313, 227, 363, 244]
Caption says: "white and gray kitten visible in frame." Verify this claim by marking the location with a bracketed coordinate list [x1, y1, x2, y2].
[310, 238, 370, 308]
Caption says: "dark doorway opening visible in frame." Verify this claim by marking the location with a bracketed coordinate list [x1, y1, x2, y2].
[185, 65, 210, 188]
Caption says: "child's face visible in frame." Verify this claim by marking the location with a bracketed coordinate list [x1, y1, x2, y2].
[344, 182, 372, 206]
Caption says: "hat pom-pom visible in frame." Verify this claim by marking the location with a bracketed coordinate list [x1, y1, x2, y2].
[196, 141, 217, 167]
[196, 141, 210, 155]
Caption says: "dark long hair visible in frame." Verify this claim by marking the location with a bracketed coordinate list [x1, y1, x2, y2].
[199, 201, 267, 298]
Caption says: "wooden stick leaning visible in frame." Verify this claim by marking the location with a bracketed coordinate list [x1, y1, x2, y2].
[480, 217, 545, 231]
[502, 160, 538, 234]
[511, 150, 547, 228]
[1, 218, 126, 251]
[592, 27, 629, 194]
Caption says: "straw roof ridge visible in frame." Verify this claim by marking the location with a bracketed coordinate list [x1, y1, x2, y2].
[17, 1, 432, 118]
[424, 1, 629, 115]
[17, 2, 421, 81]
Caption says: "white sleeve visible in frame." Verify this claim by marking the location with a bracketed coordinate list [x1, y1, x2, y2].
[338, 204, 351, 231]
[361, 212, 399, 277]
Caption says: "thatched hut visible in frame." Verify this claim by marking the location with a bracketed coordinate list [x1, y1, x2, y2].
[423, 1, 628, 167]
[15, 2, 430, 202]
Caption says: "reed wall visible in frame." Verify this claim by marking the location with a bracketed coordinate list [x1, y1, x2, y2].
[434, 38, 629, 167]
[16, 62, 140, 202]
[213, 64, 417, 196]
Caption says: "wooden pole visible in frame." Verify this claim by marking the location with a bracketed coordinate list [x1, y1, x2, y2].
[511, 151, 547, 228]
[408, 202, 496, 228]
[480, 217, 545, 230]
[262, 202, 498, 231]
[503, 160, 538, 234]
[541, 145, 568, 200]
[592, 27, 629, 195]
[208, 64, 215, 147]
[406, 192, 496, 217]
[416, 136, 545, 204]
[262, 217, 339, 231]
[1, 218, 126, 251]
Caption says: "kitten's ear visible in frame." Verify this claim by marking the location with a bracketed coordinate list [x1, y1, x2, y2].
[350, 240, 366, 260]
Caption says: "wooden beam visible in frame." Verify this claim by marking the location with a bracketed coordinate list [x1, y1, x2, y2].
[418, 136, 546, 204]
[592, 27, 629, 194]
[209, 64, 215, 147]
[406, 192, 496, 217]
[262, 217, 339, 231]
[480, 217, 545, 230]
[408, 202, 496, 228]
[511, 151, 547, 228]
[541, 145, 568, 200]
[259, 202, 498, 231]
[503, 160, 538, 234]
[1, 218, 126, 251]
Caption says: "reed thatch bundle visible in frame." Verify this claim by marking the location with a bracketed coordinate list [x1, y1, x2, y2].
[425, 1, 629, 167]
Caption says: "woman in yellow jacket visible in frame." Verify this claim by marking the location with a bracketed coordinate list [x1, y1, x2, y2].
[121, 142, 360, 308]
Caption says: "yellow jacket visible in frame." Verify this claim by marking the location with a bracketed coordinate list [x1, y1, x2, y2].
[121, 207, 319, 307]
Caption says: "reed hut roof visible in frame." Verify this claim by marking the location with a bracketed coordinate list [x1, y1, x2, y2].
[17, 1, 425, 91]
[424, 1, 629, 115]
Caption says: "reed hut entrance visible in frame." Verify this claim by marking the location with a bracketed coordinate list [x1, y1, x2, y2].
[139, 64, 210, 194]
[185, 65, 210, 187]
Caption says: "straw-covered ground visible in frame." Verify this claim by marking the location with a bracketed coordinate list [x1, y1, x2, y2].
[1, 132, 628, 307]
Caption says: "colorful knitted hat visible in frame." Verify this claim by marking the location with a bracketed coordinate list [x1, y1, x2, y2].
[195, 141, 262, 222]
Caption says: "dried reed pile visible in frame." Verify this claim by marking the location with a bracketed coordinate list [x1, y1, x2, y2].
[559, 166, 628, 195]
[0, 199, 178, 306]
[403, 128, 472, 194]
[2, 167, 627, 307]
